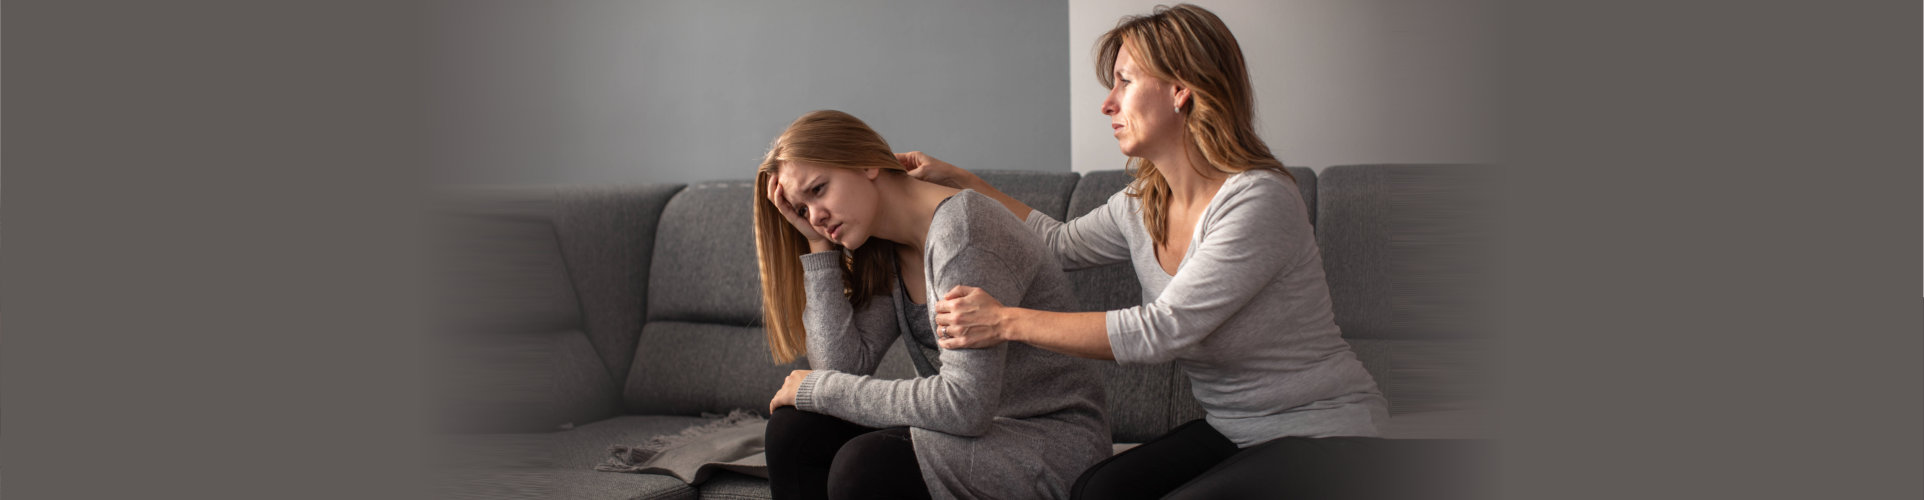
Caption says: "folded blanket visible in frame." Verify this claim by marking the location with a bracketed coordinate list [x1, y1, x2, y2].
[595, 410, 770, 485]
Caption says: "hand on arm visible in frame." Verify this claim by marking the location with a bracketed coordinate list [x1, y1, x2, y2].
[934, 285, 1114, 360]
[897, 151, 1036, 221]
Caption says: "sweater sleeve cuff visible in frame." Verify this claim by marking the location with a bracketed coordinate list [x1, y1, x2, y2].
[794, 369, 832, 412]
[800, 251, 841, 273]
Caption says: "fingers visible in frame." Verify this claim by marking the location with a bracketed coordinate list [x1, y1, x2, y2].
[942, 285, 974, 301]
[767, 182, 790, 213]
[936, 325, 975, 349]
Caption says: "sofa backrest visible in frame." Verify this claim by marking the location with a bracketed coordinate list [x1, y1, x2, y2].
[1316, 164, 1496, 415]
[429, 184, 683, 433]
[430, 164, 1493, 437]
[624, 181, 806, 416]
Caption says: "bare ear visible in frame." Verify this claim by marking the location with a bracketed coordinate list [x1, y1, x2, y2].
[863, 167, 882, 180]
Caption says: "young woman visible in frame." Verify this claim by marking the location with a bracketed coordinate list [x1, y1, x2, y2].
[902, 4, 1388, 499]
[754, 110, 1109, 500]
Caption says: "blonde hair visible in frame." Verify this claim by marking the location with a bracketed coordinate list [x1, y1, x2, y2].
[1096, 3, 1293, 246]
[754, 110, 906, 364]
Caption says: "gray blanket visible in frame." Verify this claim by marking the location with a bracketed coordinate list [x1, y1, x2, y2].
[595, 410, 770, 485]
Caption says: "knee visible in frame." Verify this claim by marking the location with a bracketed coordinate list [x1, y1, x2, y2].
[1070, 459, 1134, 500]
[764, 407, 812, 460]
[827, 431, 924, 500]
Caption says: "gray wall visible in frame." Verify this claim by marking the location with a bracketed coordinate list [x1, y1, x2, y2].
[428, 0, 1069, 185]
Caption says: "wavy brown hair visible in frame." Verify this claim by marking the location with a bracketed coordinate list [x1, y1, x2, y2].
[753, 110, 905, 364]
[1096, 3, 1293, 246]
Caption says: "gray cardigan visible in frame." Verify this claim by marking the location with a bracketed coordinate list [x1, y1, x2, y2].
[1025, 168, 1388, 447]
[794, 190, 1111, 500]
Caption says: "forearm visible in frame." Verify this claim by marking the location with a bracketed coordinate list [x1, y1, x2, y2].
[800, 251, 893, 373]
[1005, 308, 1114, 360]
[796, 348, 1003, 436]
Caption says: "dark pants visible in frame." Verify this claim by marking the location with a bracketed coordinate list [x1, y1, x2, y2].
[765, 407, 932, 500]
[1072, 419, 1386, 500]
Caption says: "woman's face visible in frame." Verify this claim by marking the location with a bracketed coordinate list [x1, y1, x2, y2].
[1102, 45, 1187, 159]
[772, 160, 882, 249]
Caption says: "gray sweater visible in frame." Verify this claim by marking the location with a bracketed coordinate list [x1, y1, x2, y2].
[1025, 168, 1388, 447]
[794, 190, 1111, 500]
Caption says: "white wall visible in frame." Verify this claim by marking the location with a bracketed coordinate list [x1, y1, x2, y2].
[1069, 0, 1495, 173]
[428, 0, 1069, 185]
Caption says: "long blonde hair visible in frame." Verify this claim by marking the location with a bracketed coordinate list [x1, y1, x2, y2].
[1096, 3, 1292, 246]
[754, 110, 906, 364]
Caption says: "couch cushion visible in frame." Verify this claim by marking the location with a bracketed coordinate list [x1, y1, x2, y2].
[1317, 164, 1497, 418]
[433, 187, 584, 334]
[648, 181, 762, 325]
[554, 184, 686, 386]
[1284, 166, 1318, 224]
[554, 415, 773, 499]
[1316, 164, 1496, 340]
[697, 472, 773, 500]
[432, 187, 623, 433]
[974, 169, 1079, 221]
[431, 415, 718, 500]
[626, 322, 806, 416]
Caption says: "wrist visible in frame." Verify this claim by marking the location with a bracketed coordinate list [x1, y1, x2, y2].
[807, 239, 836, 253]
[997, 307, 1026, 343]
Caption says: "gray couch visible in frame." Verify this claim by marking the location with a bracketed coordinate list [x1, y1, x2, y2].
[429, 165, 1493, 499]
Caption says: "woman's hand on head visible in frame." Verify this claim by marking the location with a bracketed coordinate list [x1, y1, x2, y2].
[768, 369, 812, 414]
[897, 151, 976, 189]
[767, 180, 833, 250]
[933, 285, 1013, 350]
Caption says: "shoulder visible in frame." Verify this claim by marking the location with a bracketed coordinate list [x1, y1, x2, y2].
[931, 189, 1026, 241]
[1224, 168, 1300, 199]
[930, 190, 1043, 262]
[1220, 169, 1308, 211]
[1202, 169, 1312, 234]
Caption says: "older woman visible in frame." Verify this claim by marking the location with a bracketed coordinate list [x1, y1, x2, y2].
[902, 4, 1387, 499]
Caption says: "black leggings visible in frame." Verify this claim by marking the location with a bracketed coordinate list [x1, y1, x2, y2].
[765, 407, 932, 500]
[1072, 419, 1385, 500]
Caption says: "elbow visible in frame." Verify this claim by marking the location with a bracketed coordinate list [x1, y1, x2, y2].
[1119, 345, 1177, 365]
[930, 391, 997, 437]
[945, 407, 995, 437]
[1111, 305, 1212, 365]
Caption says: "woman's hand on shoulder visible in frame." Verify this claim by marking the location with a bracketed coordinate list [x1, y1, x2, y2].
[897, 151, 977, 190]
[933, 285, 1013, 349]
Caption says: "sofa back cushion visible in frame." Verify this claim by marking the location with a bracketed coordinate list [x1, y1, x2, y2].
[646, 181, 765, 325]
[431, 185, 682, 432]
[973, 170, 1079, 221]
[1316, 164, 1496, 415]
[628, 181, 793, 415]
